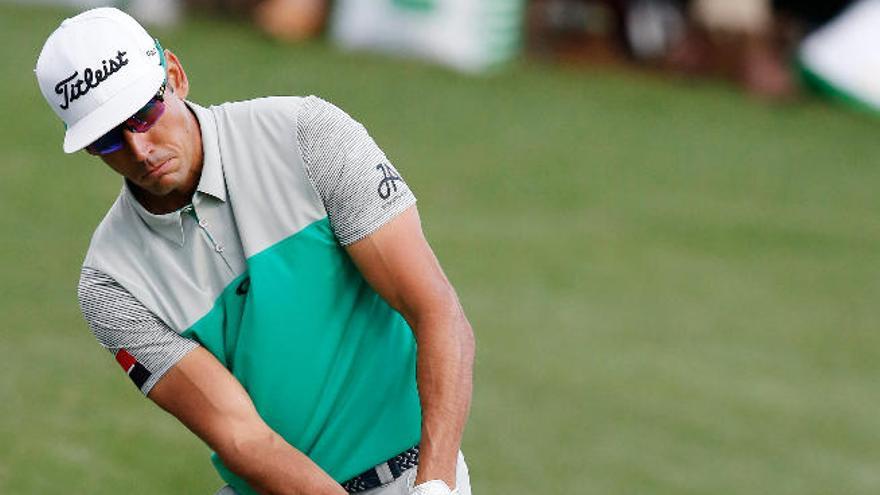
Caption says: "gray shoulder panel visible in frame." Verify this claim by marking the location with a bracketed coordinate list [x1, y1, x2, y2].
[296, 96, 416, 245]
[78, 267, 199, 395]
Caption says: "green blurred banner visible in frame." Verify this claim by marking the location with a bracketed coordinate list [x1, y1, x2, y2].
[332, 0, 525, 73]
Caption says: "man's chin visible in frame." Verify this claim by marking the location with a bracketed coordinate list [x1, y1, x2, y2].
[144, 175, 181, 196]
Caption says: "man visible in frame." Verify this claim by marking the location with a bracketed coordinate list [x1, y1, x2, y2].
[35, 8, 474, 495]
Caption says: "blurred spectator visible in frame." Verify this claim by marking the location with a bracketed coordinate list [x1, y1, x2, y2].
[128, 0, 184, 27]
[622, 0, 686, 61]
[666, 0, 794, 100]
[527, 0, 861, 103]
[527, 1, 691, 64]
[526, 0, 624, 63]
[5, 0, 185, 27]
[186, 0, 327, 40]
[665, 0, 853, 100]
[254, 0, 327, 41]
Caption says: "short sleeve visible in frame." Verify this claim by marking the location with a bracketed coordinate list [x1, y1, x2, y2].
[296, 96, 417, 245]
[78, 267, 199, 395]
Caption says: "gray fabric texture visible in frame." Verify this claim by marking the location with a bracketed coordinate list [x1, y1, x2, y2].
[296, 96, 416, 246]
[78, 267, 199, 395]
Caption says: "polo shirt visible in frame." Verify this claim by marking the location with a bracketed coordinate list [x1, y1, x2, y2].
[77, 95, 422, 494]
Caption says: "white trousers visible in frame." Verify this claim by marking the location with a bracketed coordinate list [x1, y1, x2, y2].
[215, 451, 471, 495]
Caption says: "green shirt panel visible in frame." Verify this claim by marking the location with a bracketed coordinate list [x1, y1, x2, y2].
[183, 218, 422, 492]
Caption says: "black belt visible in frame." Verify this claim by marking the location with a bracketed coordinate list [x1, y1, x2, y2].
[342, 445, 420, 494]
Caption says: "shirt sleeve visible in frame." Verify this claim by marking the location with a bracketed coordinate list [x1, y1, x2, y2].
[295, 95, 417, 246]
[78, 267, 199, 396]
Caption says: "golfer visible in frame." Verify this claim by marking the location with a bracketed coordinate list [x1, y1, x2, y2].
[35, 8, 474, 495]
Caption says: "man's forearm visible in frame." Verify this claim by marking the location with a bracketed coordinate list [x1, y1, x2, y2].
[412, 303, 475, 489]
[216, 427, 346, 495]
[149, 348, 347, 495]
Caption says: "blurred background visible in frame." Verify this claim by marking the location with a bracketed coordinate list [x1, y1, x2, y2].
[2, 0, 879, 493]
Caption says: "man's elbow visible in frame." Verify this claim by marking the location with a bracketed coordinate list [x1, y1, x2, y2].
[214, 424, 279, 479]
[443, 298, 476, 368]
[456, 308, 476, 366]
[408, 289, 475, 364]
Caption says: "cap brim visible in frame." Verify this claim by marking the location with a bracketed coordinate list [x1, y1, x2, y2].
[62, 65, 165, 154]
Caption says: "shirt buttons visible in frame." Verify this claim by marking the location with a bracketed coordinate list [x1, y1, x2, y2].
[199, 219, 209, 228]
[215, 244, 225, 253]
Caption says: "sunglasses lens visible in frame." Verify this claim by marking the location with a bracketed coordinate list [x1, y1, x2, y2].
[86, 127, 124, 156]
[127, 98, 165, 133]
[84, 94, 166, 155]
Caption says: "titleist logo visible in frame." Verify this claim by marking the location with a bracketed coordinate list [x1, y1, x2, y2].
[54, 50, 129, 110]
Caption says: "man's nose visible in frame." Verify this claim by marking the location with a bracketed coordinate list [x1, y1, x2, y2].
[122, 129, 152, 161]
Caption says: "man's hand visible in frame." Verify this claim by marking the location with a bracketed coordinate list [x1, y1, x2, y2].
[412, 480, 458, 495]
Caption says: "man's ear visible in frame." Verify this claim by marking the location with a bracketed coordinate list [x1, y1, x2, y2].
[164, 49, 189, 99]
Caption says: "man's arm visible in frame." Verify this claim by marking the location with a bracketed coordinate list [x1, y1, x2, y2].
[148, 347, 347, 495]
[79, 269, 343, 494]
[346, 206, 475, 491]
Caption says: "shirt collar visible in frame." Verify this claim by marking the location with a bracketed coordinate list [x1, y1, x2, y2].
[188, 100, 226, 202]
[124, 100, 226, 246]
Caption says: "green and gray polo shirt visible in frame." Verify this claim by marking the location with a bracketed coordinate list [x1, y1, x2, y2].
[77, 96, 421, 494]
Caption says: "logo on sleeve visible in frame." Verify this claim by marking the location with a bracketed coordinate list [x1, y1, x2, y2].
[376, 163, 404, 200]
[115, 348, 151, 389]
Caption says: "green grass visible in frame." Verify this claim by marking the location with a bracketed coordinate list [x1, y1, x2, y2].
[3, 3, 880, 494]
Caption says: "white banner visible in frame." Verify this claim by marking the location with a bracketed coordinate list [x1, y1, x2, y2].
[799, 0, 880, 111]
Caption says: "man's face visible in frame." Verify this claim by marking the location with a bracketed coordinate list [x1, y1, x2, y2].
[96, 50, 202, 204]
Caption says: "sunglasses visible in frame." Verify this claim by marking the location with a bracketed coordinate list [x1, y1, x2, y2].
[85, 83, 167, 156]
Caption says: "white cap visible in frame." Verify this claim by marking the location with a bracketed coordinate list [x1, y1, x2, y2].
[35, 8, 166, 153]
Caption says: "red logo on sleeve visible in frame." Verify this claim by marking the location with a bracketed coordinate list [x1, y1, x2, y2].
[115, 349, 152, 389]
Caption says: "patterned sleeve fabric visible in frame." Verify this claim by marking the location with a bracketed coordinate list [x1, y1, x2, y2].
[78, 267, 199, 396]
[296, 95, 417, 246]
